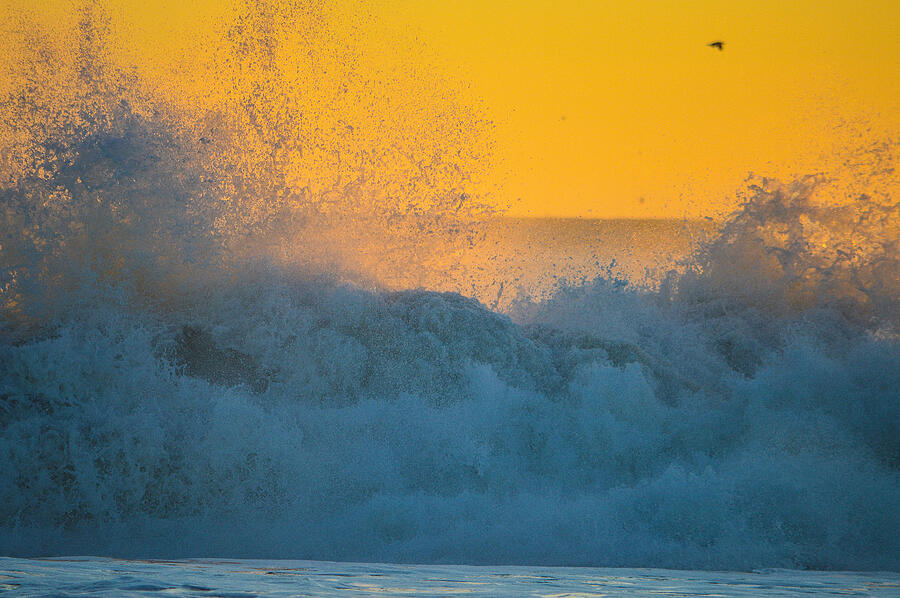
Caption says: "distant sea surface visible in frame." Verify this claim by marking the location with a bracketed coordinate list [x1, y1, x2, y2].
[452, 217, 716, 307]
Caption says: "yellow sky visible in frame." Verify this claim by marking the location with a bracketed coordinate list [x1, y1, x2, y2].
[382, 0, 900, 218]
[2, 0, 898, 219]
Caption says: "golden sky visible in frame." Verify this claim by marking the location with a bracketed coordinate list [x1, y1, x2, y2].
[3, 0, 899, 219]
[383, 0, 900, 218]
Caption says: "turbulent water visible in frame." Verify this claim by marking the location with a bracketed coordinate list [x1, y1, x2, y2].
[2, 0, 900, 575]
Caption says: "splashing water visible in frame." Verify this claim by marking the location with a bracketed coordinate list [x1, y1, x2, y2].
[1, 0, 899, 572]
[0, 0, 498, 328]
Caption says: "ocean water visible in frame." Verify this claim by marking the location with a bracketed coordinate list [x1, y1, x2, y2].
[446, 217, 716, 309]
[3, 557, 900, 597]
[3, 182, 899, 569]
[2, 1, 900, 593]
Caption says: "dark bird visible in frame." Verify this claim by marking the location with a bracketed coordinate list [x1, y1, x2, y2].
[708, 41, 724, 51]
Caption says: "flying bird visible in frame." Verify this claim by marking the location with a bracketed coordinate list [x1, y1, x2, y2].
[708, 41, 724, 51]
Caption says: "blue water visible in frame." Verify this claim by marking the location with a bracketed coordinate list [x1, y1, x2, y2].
[3, 557, 900, 597]
[3, 211, 899, 569]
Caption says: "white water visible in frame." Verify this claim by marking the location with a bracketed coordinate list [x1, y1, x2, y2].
[3, 190, 899, 569]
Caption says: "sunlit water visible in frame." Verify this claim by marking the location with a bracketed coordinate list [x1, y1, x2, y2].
[3, 557, 899, 597]
[449, 217, 714, 309]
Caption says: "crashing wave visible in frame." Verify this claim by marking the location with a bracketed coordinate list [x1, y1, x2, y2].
[1, 0, 898, 572]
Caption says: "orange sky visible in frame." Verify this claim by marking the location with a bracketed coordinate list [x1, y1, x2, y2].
[382, 0, 900, 217]
[3, 0, 898, 218]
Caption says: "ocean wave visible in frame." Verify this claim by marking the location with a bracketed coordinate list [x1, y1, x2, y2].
[2, 197, 899, 568]
[1, 0, 898, 571]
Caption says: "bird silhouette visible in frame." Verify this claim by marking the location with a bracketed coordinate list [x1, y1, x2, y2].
[708, 41, 724, 51]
